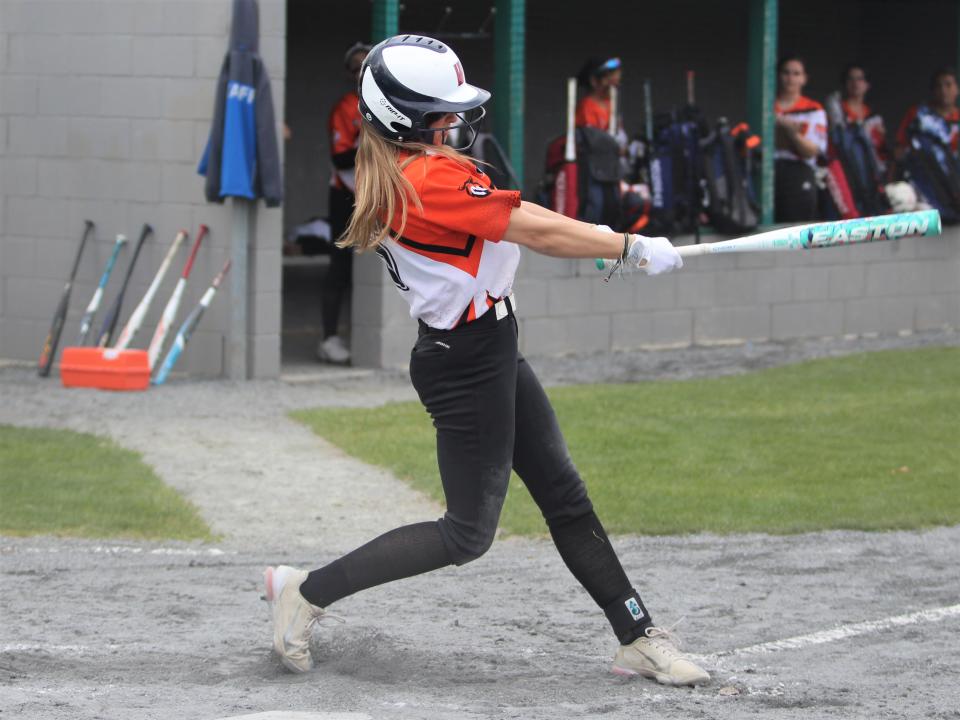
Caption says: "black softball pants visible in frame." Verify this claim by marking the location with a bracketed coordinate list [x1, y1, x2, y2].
[321, 185, 354, 339]
[300, 307, 653, 643]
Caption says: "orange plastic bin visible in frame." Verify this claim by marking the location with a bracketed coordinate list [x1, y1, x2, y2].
[60, 347, 150, 391]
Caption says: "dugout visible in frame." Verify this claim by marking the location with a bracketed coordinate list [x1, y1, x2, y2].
[0, 0, 957, 378]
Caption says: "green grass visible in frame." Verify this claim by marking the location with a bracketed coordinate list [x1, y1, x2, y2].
[0, 425, 212, 540]
[292, 347, 960, 536]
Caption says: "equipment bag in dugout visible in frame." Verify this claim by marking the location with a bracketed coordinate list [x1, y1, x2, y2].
[829, 122, 890, 217]
[647, 110, 704, 235]
[538, 127, 622, 228]
[902, 108, 960, 224]
[699, 118, 760, 234]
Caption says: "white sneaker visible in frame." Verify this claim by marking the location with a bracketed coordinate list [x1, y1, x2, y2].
[612, 626, 710, 686]
[263, 565, 325, 673]
[317, 335, 351, 364]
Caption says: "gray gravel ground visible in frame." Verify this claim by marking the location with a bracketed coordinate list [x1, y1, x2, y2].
[1, 329, 959, 720]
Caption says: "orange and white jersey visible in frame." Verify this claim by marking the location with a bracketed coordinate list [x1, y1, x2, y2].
[380, 152, 522, 330]
[329, 91, 363, 192]
[775, 96, 827, 166]
[576, 95, 611, 130]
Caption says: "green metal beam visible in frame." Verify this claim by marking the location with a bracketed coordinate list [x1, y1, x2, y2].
[371, 0, 399, 43]
[747, 0, 778, 225]
[493, 0, 525, 189]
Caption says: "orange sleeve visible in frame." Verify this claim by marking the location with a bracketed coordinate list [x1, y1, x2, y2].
[415, 157, 521, 242]
[575, 97, 609, 130]
[329, 94, 361, 156]
[896, 106, 918, 149]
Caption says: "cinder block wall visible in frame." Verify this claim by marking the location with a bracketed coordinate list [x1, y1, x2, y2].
[0, 0, 286, 378]
[358, 230, 960, 369]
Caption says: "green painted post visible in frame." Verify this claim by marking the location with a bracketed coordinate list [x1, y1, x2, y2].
[371, 0, 399, 43]
[493, 0, 525, 189]
[747, 0, 778, 225]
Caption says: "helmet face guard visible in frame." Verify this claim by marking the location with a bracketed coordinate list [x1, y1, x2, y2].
[358, 35, 491, 150]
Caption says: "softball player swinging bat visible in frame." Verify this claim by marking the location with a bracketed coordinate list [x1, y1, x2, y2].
[262, 35, 708, 687]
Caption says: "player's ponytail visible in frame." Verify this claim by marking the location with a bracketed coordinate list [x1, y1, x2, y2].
[339, 125, 477, 253]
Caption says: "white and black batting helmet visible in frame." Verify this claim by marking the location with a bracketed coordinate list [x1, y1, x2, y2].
[358, 35, 490, 149]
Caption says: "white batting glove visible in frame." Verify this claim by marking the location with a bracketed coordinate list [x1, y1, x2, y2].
[625, 234, 683, 275]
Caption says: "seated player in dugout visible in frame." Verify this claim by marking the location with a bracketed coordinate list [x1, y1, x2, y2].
[318, 41, 371, 365]
[895, 66, 960, 160]
[773, 55, 827, 222]
[837, 63, 889, 174]
[576, 56, 627, 146]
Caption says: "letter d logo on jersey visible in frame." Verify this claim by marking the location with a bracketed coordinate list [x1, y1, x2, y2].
[460, 179, 491, 198]
[625, 597, 645, 622]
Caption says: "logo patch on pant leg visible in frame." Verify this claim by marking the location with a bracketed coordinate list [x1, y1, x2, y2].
[625, 597, 645, 621]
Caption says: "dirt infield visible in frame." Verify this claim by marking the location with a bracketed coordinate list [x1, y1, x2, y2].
[2, 330, 959, 720]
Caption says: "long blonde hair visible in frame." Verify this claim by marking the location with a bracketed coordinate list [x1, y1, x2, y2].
[339, 125, 478, 253]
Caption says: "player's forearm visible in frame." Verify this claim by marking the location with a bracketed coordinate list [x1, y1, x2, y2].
[503, 201, 625, 259]
[791, 135, 820, 159]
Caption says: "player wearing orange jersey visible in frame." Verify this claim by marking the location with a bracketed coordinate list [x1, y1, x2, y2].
[317, 42, 369, 365]
[774, 55, 827, 221]
[838, 64, 889, 172]
[575, 57, 622, 134]
[263, 35, 708, 688]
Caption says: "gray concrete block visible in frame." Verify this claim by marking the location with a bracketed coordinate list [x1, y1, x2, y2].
[6, 196, 67, 237]
[37, 159, 85, 199]
[547, 276, 592, 316]
[510, 277, 545, 317]
[520, 316, 568, 355]
[379, 320, 418, 369]
[121, 161, 163, 203]
[771, 301, 844, 339]
[0, 156, 38, 197]
[133, 36, 195, 77]
[66, 118, 130, 160]
[755, 267, 794, 303]
[8, 33, 70, 74]
[847, 239, 904, 263]
[184, 330, 224, 378]
[1, 236, 36, 277]
[914, 295, 960, 330]
[650, 309, 693, 346]
[132, 3, 166, 34]
[251, 291, 280, 336]
[791, 267, 830, 302]
[714, 269, 760, 306]
[37, 75, 101, 116]
[351, 282, 391, 327]
[67, 201, 128, 248]
[0, 29, 6, 75]
[259, 35, 286, 79]
[520, 250, 574, 278]
[0, 117, 7, 154]
[253, 205, 283, 251]
[694, 306, 771, 343]
[676, 271, 716, 308]
[864, 263, 903, 297]
[195, 36, 227, 80]
[682, 251, 739, 272]
[0, 316, 43, 361]
[843, 297, 916, 335]
[251, 249, 281, 294]
[70, 35, 133, 76]
[250, 333, 280, 379]
[129, 120, 195, 162]
[163, 78, 215, 120]
[914, 234, 958, 260]
[9, 115, 67, 156]
[259, 0, 287, 36]
[194, 206, 232, 249]
[930, 261, 960, 293]
[34, 236, 90, 281]
[5, 275, 67, 320]
[0, 73, 38, 114]
[827, 265, 866, 299]
[610, 312, 654, 350]
[735, 252, 778, 269]
[161, 162, 205, 204]
[352, 251, 385, 286]
[565, 314, 610, 353]
[633, 273, 677, 310]
[100, 77, 164, 118]
[807, 245, 852, 266]
[588, 275, 633, 314]
[351, 325, 382, 369]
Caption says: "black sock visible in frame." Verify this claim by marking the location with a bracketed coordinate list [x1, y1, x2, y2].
[548, 511, 654, 644]
[299, 521, 453, 608]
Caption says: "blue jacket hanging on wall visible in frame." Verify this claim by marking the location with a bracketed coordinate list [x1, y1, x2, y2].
[198, 0, 282, 207]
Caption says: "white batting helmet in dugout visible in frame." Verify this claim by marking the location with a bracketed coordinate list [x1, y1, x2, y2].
[358, 35, 490, 149]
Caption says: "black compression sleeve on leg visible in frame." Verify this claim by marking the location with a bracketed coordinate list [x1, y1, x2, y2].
[299, 521, 453, 608]
[548, 511, 654, 644]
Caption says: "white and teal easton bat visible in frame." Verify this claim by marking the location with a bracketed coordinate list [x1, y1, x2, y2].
[152, 259, 231, 385]
[76, 233, 127, 345]
[596, 210, 942, 271]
